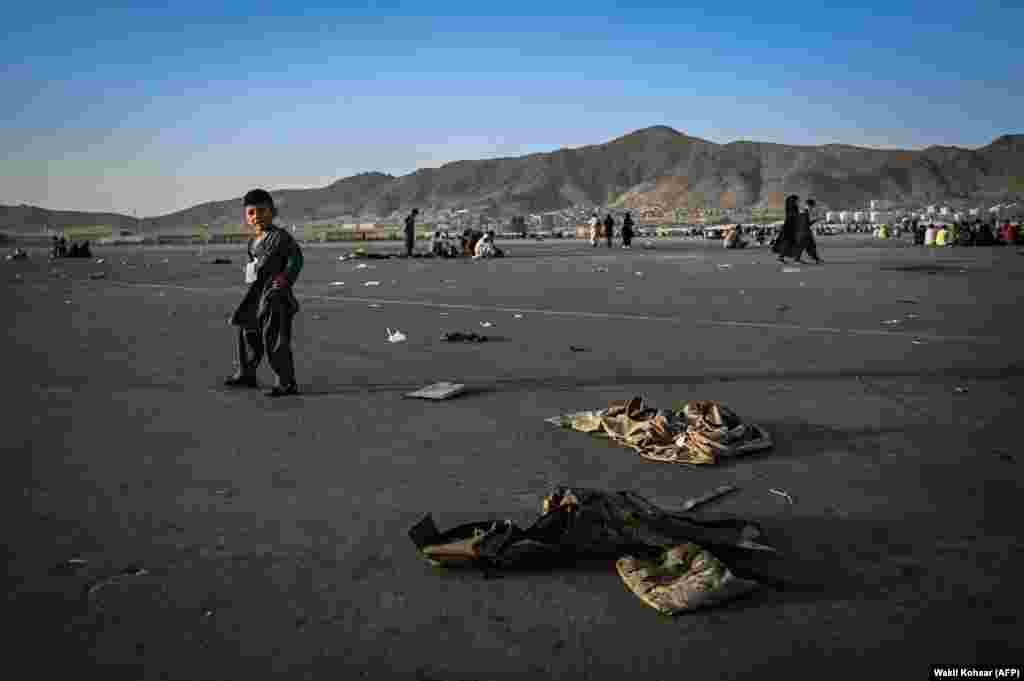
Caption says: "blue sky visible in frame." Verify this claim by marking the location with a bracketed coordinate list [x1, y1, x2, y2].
[3, 1, 1021, 216]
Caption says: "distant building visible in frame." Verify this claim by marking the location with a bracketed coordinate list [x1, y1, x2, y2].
[853, 211, 866, 223]
[838, 211, 853, 224]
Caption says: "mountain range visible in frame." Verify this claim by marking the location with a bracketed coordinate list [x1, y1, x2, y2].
[3, 126, 1023, 233]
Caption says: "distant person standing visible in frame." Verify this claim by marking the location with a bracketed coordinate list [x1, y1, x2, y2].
[403, 208, 419, 257]
[588, 213, 600, 247]
[621, 212, 635, 249]
[225, 189, 304, 397]
[796, 199, 822, 263]
[603, 213, 615, 248]
[772, 195, 801, 263]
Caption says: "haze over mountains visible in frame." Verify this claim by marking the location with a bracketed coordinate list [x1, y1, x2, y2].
[3, 126, 1023, 233]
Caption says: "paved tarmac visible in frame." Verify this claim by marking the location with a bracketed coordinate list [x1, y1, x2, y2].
[5, 235, 1023, 680]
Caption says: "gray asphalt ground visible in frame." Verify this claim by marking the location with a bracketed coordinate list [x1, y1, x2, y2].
[5, 235, 1023, 680]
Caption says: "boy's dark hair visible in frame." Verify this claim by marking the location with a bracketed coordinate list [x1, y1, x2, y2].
[243, 189, 275, 208]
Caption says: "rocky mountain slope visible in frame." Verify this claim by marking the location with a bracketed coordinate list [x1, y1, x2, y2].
[3, 127, 1022, 232]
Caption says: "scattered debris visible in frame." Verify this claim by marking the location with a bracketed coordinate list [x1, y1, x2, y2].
[355, 263, 372, 270]
[214, 488, 236, 499]
[781, 267, 801, 273]
[680, 485, 739, 512]
[386, 328, 407, 343]
[368, 304, 381, 309]
[911, 339, 924, 345]
[89, 272, 106, 280]
[95, 258, 105, 264]
[441, 331, 487, 343]
[405, 382, 467, 400]
[897, 298, 919, 304]
[210, 258, 232, 265]
[904, 313, 919, 319]
[569, 345, 590, 352]
[954, 386, 968, 394]
[329, 281, 345, 286]
[776, 304, 791, 312]
[480, 321, 494, 328]
[716, 264, 732, 269]
[593, 266, 608, 273]
[881, 319, 902, 326]
[513, 314, 523, 319]
[548, 397, 773, 466]
[51, 558, 89, 575]
[364, 281, 381, 287]
[311, 314, 326, 320]
[86, 566, 151, 607]
[769, 488, 794, 505]
[409, 485, 772, 615]
[635, 271, 645, 277]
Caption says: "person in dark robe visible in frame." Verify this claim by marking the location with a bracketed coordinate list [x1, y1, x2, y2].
[621, 212, 635, 249]
[403, 208, 419, 257]
[771, 195, 801, 262]
[51, 236, 61, 258]
[225, 189, 304, 397]
[58, 236, 67, 257]
[793, 199, 822, 263]
[80, 241, 92, 259]
[974, 221, 996, 246]
[68, 242, 80, 257]
[603, 214, 615, 248]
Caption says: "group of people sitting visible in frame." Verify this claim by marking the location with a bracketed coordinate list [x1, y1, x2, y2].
[50, 236, 92, 258]
[431, 228, 505, 259]
[908, 220, 1019, 247]
[723, 224, 772, 249]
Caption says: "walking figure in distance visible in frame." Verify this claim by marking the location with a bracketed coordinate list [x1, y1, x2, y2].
[404, 208, 419, 257]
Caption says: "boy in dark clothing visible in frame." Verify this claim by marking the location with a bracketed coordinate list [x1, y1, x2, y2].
[225, 189, 304, 397]
[604, 214, 615, 248]
[404, 209, 419, 257]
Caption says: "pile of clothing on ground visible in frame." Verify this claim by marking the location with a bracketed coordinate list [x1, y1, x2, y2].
[409, 485, 776, 614]
[547, 397, 773, 465]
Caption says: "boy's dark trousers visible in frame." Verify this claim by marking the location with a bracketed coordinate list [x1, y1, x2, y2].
[405, 230, 414, 256]
[235, 295, 296, 387]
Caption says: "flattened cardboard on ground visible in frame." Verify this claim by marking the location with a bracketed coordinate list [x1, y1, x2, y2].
[405, 381, 467, 400]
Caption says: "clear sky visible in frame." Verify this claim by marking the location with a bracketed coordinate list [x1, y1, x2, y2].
[3, 1, 1021, 217]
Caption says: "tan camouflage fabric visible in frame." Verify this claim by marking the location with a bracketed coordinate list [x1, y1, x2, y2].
[409, 485, 773, 614]
[547, 396, 773, 465]
[616, 544, 760, 614]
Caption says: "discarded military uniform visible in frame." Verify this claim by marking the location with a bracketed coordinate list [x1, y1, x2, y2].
[229, 225, 303, 390]
[409, 485, 773, 614]
[547, 396, 773, 465]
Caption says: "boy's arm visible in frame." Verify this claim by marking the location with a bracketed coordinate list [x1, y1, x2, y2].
[271, 239, 303, 288]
